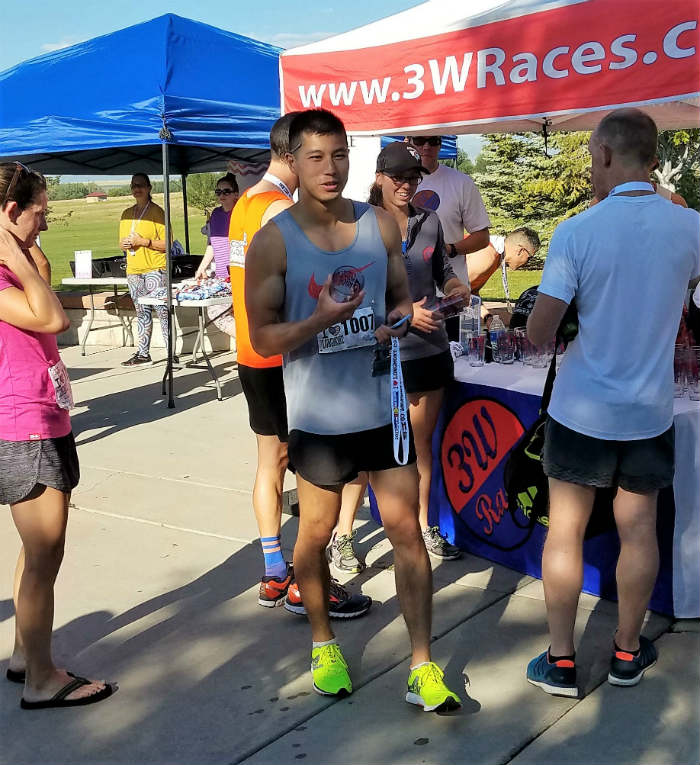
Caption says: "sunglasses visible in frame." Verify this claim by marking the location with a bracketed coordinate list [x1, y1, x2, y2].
[1, 161, 30, 206]
[214, 188, 235, 196]
[387, 174, 421, 185]
[411, 137, 441, 147]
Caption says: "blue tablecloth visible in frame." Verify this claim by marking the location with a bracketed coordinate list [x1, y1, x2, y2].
[371, 358, 700, 617]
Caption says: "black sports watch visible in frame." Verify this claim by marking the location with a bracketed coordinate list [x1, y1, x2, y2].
[447, 243, 458, 258]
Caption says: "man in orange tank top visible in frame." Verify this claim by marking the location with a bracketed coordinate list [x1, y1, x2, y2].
[230, 115, 299, 609]
[230, 115, 370, 617]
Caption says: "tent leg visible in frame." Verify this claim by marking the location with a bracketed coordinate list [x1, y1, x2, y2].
[162, 142, 175, 408]
[182, 173, 190, 253]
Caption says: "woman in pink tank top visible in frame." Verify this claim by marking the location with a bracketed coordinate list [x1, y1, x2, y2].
[0, 163, 114, 709]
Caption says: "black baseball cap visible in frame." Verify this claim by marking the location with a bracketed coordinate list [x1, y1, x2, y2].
[376, 142, 429, 175]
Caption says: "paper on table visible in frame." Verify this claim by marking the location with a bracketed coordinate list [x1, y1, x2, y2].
[74, 250, 92, 279]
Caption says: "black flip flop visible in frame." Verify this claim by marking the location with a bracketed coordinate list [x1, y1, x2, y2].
[21, 675, 114, 710]
[6, 668, 25, 684]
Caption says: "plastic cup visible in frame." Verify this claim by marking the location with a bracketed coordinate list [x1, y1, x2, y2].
[497, 331, 516, 364]
[531, 340, 554, 368]
[513, 327, 527, 364]
[687, 346, 700, 401]
[674, 345, 687, 397]
[467, 334, 485, 367]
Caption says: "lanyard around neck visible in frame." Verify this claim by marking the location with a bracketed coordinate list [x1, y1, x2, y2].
[501, 258, 511, 309]
[609, 181, 655, 196]
[263, 173, 293, 200]
[130, 202, 150, 233]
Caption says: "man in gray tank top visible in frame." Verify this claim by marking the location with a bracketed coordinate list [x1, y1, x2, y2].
[245, 109, 461, 712]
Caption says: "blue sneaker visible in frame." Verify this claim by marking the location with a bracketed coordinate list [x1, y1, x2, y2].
[527, 650, 578, 698]
[608, 635, 657, 687]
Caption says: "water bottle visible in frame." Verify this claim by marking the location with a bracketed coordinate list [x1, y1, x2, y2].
[459, 308, 476, 352]
[489, 315, 506, 362]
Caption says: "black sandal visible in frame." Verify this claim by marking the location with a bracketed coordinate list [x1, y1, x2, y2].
[6, 668, 26, 684]
[21, 675, 114, 710]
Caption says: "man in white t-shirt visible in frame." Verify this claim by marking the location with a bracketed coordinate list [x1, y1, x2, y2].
[526, 108, 700, 699]
[408, 136, 490, 337]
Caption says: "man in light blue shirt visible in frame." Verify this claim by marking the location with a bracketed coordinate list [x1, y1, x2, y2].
[526, 108, 700, 698]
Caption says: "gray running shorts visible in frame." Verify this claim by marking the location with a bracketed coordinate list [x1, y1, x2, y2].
[0, 432, 80, 506]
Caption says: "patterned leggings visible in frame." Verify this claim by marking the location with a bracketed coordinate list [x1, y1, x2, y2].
[127, 270, 170, 356]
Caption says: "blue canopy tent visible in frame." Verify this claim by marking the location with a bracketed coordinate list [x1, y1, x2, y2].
[0, 14, 281, 406]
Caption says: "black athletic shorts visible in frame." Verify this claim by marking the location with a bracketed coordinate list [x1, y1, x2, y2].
[238, 364, 288, 441]
[401, 349, 454, 394]
[288, 422, 417, 487]
[543, 415, 675, 494]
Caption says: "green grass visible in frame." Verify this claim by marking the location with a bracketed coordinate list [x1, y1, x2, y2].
[43, 193, 209, 290]
[44, 195, 543, 300]
[479, 267, 542, 302]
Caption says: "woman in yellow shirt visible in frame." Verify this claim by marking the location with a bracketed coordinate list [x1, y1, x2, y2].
[118, 173, 169, 366]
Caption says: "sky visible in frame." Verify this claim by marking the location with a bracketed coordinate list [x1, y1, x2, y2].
[1, 0, 482, 171]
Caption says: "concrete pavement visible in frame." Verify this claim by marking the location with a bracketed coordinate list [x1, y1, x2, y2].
[1, 344, 697, 765]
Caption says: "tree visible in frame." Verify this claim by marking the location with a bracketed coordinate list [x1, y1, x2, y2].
[45, 176, 61, 199]
[473, 131, 592, 251]
[455, 149, 475, 176]
[185, 173, 219, 217]
[655, 129, 700, 209]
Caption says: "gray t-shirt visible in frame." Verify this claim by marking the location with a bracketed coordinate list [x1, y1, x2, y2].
[399, 206, 456, 361]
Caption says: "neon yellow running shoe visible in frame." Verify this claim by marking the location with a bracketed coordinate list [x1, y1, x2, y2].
[406, 662, 461, 712]
[311, 643, 352, 697]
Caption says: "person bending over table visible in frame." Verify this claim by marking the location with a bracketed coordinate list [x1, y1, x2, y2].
[194, 172, 238, 337]
[0, 162, 114, 709]
[467, 227, 540, 296]
[118, 173, 169, 366]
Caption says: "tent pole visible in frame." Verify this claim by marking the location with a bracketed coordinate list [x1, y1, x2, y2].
[162, 141, 175, 408]
[181, 173, 190, 253]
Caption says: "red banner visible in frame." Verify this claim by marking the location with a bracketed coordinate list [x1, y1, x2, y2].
[281, 0, 699, 132]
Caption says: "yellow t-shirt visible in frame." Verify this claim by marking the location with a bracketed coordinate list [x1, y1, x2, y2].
[119, 202, 167, 274]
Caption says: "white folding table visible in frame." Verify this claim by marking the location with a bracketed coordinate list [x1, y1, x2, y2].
[139, 294, 232, 401]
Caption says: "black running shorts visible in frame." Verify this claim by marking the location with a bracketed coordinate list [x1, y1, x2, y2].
[288, 422, 416, 487]
[401, 349, 454, 394]
[543, 416, 675, 494]
[238, 364, 288, 441]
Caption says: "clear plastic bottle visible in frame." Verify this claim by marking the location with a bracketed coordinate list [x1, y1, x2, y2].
[489, 315, 506, 362]
[459, 307, 475, 350]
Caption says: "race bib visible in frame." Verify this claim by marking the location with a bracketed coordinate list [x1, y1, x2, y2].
[317, 306, 376, 354]
[47, 360, 74, 410]
[230, 238, 246, 268]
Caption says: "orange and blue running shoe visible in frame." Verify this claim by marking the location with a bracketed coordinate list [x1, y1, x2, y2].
[608, 635, 657, 687]
[258, 563, 294, 608]
[527, 650, 578, 698]
[285, 578, 371, 619]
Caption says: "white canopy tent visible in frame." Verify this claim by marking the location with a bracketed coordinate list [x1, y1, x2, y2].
[280, 0, 699, 135]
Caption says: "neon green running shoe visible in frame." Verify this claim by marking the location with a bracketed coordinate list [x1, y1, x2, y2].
[311, 643, 352, 697]
[406, 662, 461, 712]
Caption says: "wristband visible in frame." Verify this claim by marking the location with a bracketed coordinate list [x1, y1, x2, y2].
[147, 239, 152, 248]
[447, 243, 458, 258]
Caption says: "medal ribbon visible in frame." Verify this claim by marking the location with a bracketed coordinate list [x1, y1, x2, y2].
[390, 336, 409, 465]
